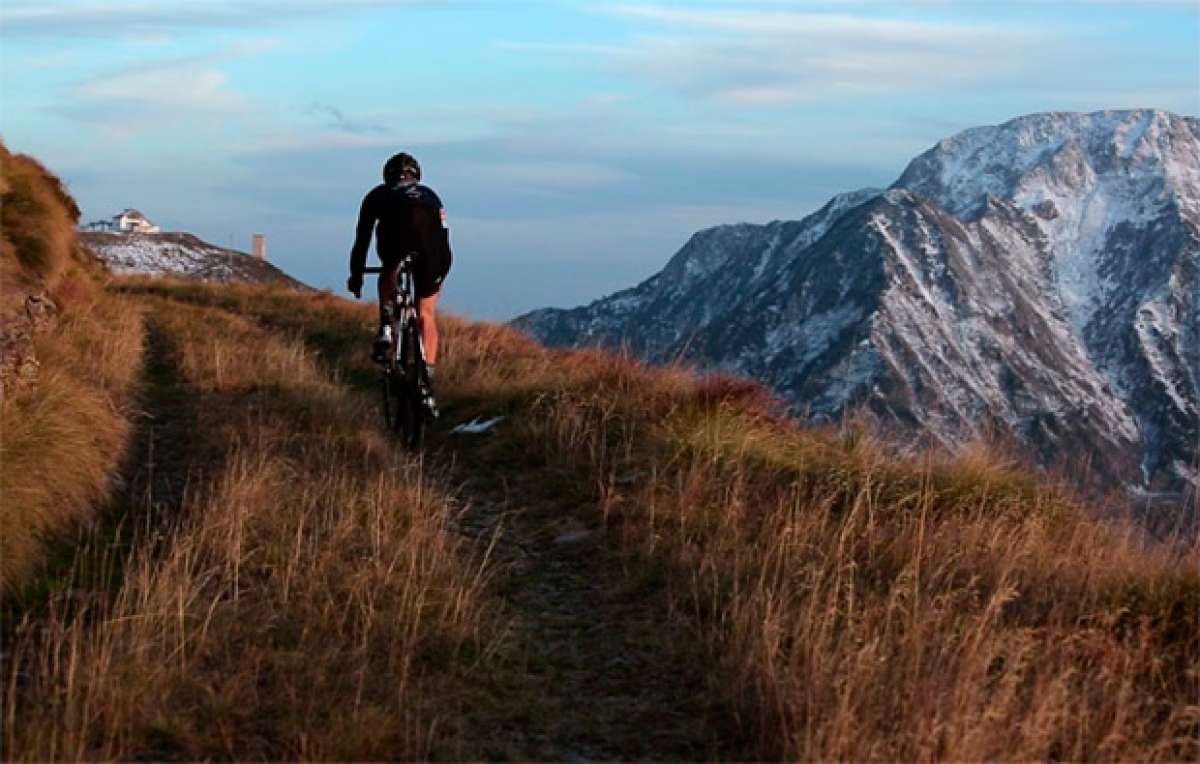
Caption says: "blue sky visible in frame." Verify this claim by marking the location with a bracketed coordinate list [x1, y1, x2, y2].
[2, 1, 1197, 318]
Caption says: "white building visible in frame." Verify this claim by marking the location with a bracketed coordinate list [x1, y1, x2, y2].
[115, 209, 159, 233]
[82, 208, 161, 233]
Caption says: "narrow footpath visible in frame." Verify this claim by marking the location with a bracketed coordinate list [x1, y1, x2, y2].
[430, 427, 740, 761]
[4, 318, 211, 618]
[102, 289, 745, 759]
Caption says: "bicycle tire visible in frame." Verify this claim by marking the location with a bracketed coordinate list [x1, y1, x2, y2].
[383, 369, 407, 433]
[379, 314, 405, 434]
[398, 318, 424, 450]
[380, 371, 393, 430]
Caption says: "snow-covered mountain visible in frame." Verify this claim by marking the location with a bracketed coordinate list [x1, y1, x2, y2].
[516, 110, 1199, 496]
[81, 232, 308, 289]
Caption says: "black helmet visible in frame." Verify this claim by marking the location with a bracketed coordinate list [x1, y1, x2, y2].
[383, 152, 421, 184]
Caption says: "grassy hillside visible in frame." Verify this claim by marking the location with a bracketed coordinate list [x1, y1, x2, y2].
[5, 287, 494, 759]
[0, 143, 80, 285]
[7, 276, 1195, 760]
[0, 144, 145, 590]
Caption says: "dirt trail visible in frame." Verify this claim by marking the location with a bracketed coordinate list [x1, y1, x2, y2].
[437, 433, 734, 761]
[4, 318, 210, 617]
[178, 287, 743, 759]
[71, 291, 738, 760]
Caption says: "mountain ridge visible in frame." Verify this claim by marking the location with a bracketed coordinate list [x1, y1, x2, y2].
[80, 231, 310, 289]
[515, 108, 1200, 497]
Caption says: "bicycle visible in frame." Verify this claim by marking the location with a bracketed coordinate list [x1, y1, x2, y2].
[363, 255, 432, 450]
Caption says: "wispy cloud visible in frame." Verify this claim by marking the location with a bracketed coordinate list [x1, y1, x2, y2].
[305, 103, 387, 135]
[610, 5, 1024, 44]
[516, 4, 1055, 106]
[53, 39, 281, 136]
[0, 0, 439, 39]
[470, 159, 635, 190]
[57, 66, 244, 137]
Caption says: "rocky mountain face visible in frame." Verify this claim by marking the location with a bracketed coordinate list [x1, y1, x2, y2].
[81, 232, 309, 289]
[516, 110, 1199, 496]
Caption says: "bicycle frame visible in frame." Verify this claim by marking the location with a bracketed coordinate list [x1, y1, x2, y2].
[363, 256, 424, 363]
[364, 255, 427, 447]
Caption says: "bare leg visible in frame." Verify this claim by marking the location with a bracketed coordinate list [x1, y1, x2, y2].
[419, 291, 440, 365]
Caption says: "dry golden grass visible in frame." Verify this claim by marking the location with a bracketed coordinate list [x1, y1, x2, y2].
[132, 279, 1199, 759]
[0, 142, 81, 286]
[0, 288, 146, 591]
[0, 142, 129, 591]
[488, 348, 1200, 760]
[12, 277, 1195, 760]
[5, 293, 496, 759]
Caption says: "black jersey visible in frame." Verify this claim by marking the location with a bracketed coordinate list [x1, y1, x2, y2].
[349, 181, 451, 277]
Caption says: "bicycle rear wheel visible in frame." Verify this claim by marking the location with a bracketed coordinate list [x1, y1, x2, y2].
[381, 369, 404, 433]
[397, 318, 425, 450]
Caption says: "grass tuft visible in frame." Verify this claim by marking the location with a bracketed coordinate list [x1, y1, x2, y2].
[0, 142, 81, 285]
[0, 291, 145, 591]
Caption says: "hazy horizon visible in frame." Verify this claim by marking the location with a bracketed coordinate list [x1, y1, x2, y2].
[3, 1, 1198, 319]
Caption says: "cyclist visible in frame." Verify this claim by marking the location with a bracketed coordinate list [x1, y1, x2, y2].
[347, 152, 452, 415]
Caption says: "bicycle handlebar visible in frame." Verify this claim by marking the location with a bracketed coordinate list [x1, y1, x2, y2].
[361, 252, 416, 276]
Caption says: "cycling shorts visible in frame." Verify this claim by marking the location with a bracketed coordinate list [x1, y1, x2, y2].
[382, 249, 452, 299]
